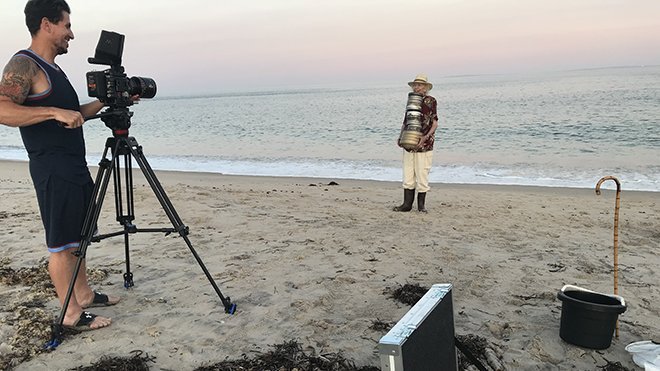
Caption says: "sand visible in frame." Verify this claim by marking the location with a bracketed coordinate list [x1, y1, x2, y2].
[0, 159, 658, 370]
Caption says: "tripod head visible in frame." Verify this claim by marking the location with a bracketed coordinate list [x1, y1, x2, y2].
[85, 107, 134, 137]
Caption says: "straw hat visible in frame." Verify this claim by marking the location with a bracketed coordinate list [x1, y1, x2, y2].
[408, 74, 433, 90]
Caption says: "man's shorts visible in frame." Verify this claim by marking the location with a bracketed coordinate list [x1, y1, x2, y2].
[34, 174, 94, 253]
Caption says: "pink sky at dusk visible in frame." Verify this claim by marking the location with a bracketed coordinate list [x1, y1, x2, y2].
[1, 0, 659, 96]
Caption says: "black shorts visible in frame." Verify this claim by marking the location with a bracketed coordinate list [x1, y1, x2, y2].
[34, 174, 94, 252]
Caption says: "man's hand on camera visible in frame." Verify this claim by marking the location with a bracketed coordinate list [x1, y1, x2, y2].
[130, 95, 140, 104]
[54, 108, 84, 129]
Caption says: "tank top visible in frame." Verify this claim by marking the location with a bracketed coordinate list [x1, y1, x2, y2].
[15, 49, 91, 186]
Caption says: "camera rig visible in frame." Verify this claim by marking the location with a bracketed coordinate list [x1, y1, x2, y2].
[86, 30, 156, 132]
[46, 30, 235, 351]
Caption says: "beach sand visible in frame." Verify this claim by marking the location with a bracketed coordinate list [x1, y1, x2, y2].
[1, 159, 658, 370]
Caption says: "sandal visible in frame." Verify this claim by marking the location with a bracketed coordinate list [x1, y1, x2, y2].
[84, 291, 120, 308]
[64, 311, 107, 331]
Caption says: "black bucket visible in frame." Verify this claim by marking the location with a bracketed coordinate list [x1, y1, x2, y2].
[557, 285, 626, 349]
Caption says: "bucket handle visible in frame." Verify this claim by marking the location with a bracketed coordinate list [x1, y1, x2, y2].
[561, 284, 626, 307]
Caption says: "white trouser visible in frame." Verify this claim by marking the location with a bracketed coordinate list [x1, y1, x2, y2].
[402, 150, 433, 193]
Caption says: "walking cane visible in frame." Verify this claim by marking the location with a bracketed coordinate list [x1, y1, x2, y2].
[595, 175, 621, 338]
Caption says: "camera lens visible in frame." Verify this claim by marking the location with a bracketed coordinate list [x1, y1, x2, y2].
[128, 76, 157, 99]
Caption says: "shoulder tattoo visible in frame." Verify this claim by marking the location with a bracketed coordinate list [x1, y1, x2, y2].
[0, 56, 40, 104]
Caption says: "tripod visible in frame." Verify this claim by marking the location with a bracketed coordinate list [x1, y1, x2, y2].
[46, 109, 236, 349]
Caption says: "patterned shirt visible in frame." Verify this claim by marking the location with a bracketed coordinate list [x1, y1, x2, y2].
[402, 94, 438, 152]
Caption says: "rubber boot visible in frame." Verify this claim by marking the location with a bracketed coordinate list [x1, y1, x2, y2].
[393, 188, 415, 212]
[417, 192, 427, 213]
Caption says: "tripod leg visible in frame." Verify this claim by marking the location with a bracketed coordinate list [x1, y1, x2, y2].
[126, 138, 236, 314]
[46, 154, 117, 349]
[113, 152, 135, 288]
[123, 153, 135, 288]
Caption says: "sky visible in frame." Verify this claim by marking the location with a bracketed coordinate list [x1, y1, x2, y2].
[1, 0, 659, 97]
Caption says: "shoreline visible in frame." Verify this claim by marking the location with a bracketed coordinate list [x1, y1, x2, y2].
[1, 158, 656, 197]
[1, 158, 658, 370]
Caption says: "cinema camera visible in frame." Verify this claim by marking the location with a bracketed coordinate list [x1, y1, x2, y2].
[86, 30, 156, 130]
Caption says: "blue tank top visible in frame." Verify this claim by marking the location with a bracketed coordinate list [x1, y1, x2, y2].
[16, 49, 91, 186]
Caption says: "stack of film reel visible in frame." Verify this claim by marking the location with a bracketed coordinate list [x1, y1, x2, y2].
[399, 92, 424, 150]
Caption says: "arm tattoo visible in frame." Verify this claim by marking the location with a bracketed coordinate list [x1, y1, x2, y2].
[0, 56, 39, 104]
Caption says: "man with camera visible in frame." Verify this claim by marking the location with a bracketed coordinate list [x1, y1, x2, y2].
[0, 0, 119, 331]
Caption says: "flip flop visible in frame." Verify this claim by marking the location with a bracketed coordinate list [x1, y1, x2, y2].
[84, 291, 120, 308]
[64, 311, 105, 332]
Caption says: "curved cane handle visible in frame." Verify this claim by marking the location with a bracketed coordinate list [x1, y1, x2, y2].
[595, 175, 621, 195]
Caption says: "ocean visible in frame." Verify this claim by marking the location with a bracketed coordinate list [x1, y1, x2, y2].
[1, 66, 658, 191]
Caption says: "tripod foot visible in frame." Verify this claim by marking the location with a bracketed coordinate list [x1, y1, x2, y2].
[44, 324, 63, 351]
[224, 299, 237, 315]
[124, 272, 134, 288]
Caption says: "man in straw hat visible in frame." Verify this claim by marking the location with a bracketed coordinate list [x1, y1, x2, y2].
[394, 73, 439, 213]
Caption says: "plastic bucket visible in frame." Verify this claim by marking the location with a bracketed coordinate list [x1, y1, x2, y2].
[557, 285, 626, 349]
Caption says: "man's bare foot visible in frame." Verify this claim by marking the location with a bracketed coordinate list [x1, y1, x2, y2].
[63, 311, 112, 331]
[80, 291, 121, 309]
